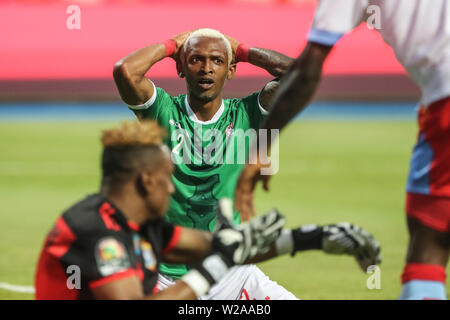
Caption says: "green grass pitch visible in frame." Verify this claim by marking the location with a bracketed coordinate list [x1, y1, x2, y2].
[0, 120, 448, 299]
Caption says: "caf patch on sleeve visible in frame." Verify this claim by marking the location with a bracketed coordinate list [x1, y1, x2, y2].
[95, 237, 131, 277]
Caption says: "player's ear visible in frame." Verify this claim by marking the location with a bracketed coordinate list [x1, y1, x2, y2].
[176, 50, 186, 78]
[176, 61, 185, 78]
[137, 171, 154, 196]
[227, 63, 236, 80]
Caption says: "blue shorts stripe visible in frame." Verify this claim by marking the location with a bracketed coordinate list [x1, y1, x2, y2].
[406, 133, 433, 195]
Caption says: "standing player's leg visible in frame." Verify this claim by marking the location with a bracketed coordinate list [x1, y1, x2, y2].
[400, 215, 449, 299]
[400, 98, 450, 300]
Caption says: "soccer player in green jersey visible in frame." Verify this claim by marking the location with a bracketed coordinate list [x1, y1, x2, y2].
[113, 28, 299, 299]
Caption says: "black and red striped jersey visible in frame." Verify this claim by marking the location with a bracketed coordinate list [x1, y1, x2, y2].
[35, 194, 181, 300]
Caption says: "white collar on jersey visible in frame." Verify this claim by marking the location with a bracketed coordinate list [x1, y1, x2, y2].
[184, 95, 225, 124]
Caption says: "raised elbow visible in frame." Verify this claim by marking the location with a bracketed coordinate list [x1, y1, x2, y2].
[113, 61, 132, 82]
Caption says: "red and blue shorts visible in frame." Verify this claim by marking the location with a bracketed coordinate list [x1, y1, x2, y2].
[406, 97, 450, 233]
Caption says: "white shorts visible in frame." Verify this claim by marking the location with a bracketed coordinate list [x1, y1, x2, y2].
[156, 264, 298, 300]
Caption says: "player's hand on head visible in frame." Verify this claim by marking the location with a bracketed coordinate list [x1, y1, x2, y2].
[321, 222, 382, 272]
[224, 35, 240, 64]
[170, 30, 195, 61]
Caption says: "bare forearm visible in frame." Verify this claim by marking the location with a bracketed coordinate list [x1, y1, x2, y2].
[262, 43, 331, 131]
[262, 63, 320, 131]
[248, 47, 294, 78]
[245, 245, 278, 264]
[162, 229, 212, 264]
[113, 43, 167, 104]
[114, 43, 166, 82]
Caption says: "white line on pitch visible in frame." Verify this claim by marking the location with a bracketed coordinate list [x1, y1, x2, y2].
[0, 282, 35, 294]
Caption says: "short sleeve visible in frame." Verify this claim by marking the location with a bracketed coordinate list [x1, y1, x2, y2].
[161, 221, 182, 256]
[309, 0, 368, 46]
[59, 232, 136, 289]
[127, 80, 175, 121]
[241, 92, 268, 131]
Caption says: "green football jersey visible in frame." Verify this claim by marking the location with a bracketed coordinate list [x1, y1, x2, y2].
[129, 85, 266, 278]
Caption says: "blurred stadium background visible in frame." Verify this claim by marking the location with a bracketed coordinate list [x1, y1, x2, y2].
[0, 0, 447, 299]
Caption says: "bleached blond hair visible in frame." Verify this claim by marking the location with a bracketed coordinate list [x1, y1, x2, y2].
[101, 120, 165, 147]
[184, 28, 233, 65]
[101, 121, 169, 184]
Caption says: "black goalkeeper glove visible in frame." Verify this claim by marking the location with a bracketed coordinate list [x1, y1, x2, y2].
[321, 222, 382, 271]
[276, 222, 381, 272]
[214, 197, 286, 262]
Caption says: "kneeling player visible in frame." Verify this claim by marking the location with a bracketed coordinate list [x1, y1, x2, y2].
[34, 121, 381, 300]
[34, 121, 286, 300]
[113, 27, 298, 299]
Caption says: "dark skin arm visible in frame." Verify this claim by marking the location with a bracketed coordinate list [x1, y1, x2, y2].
[247, 47, 294, 79]
[261, 42, 332, 131]
[161, 227, 212, 264]
[235, 42, 333, 218]
[113, 43, 164, 105]
[91, 252, 281, 300]
[113, 31, 192, 105]
[162, 227, 281, 265]
[91, 275, 199, 300]
[249, 48, 295, 111]
[258, 80, 282, 112]
[245, 245, 278, 264]
[91, 227, 210, 300]
[227, 35, 295, 111]
[91, 226, 281, 300]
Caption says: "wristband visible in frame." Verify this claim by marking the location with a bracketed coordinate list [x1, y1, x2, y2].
[181, 269, 211, 298]
[275, 229, 294, 255]
[291, 224, 323, 255]
[181, 253, 231, 298]
[163, 39, 176, 57]
[236, 43, 251, 62]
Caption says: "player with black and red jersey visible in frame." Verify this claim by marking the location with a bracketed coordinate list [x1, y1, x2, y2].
[35, 120, 286, 300]
[35, 194, 182, 299]
[35, 120, 381, 300]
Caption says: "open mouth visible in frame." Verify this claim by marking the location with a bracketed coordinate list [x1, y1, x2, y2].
[197, 78, 215, 90]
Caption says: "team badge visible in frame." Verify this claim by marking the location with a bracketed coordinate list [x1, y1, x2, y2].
[95, 237, 130, 276]
[140, 240, 157, 272]
[225, 122, 234, 137]
[169, 119, 182, 129]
